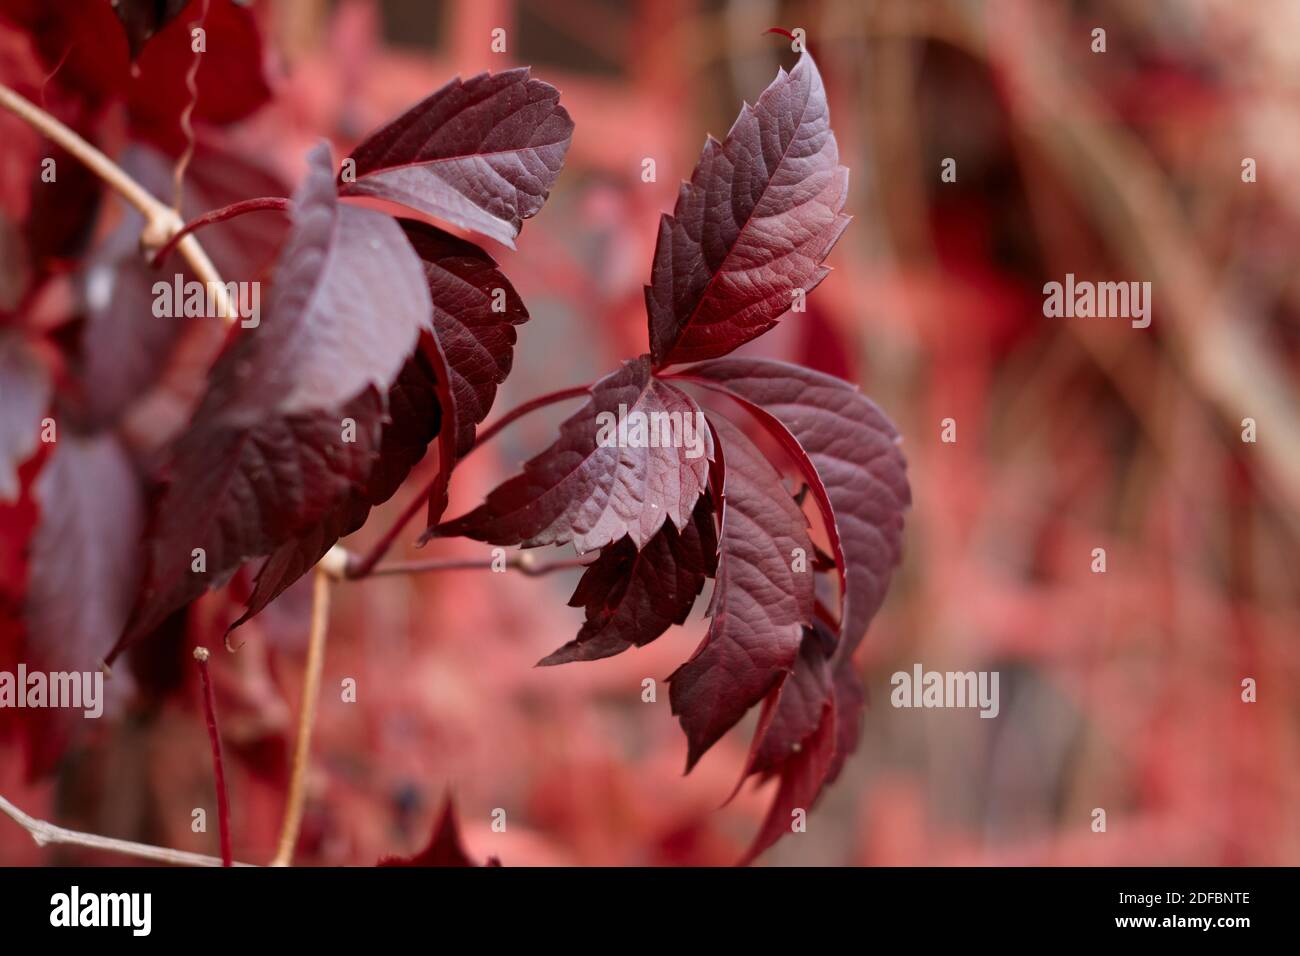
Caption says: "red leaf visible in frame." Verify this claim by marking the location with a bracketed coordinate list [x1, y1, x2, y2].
[736, 623, 867, 864]
[744, 623, 835, 781]
[646, 52, 849, 368]
[739, 680, 837, 865]
[235, 216, 532, 622]
[377, 797, 500, 867]
[401, 220, 529, 459]
[28, 434, 144, 675]
[2, 1, 272, 155]
[0, 331, 48, 501]
[112, 0, 189, 59]
[539, 494, 717, 666]
[675, 357, 909, 654]
[340, 69, 574, 248]
[233, 343, 443, 628]
[0, 0, 129, 109]
[19, 434, 143, 772]
[437, 356, 713, 553]
[668, 413, 814, 771]
[110, 144, 433, 657]
[126, 0, 272, 155]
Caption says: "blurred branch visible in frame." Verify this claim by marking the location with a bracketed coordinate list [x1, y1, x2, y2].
[368, 553, 590, 578]
[858, 0, 1300, 541]
[270, 566, 333, 866]
[0, 794, 253, 867]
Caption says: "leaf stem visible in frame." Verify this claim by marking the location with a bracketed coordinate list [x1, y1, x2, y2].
[149, 197, 292, 267]
[270, 566, 332, 866]
[0, 793, 253, 867]
[193, 646, 233, 867]
[345, 383, 590, 578]
[466, 384, 591, 457]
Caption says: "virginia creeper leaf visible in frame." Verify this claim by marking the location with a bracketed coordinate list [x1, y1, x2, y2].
[736, 622, 867, 864]
[234, 216, 530, 624]
[341, 69, 574, 248]
[378, 797, 500, 867]
[111, 144, 433, 657]
[668, 413, 814, 771]
[437, 356, 712, 553]
[233, 343, 443, 628]
[676, 357, 909, 653]
[646, 51, 849, 368]
[539, 494, 717, 666]
[401, 219, 529, 458]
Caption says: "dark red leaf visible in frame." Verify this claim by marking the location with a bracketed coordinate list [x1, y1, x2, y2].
[646, 52, 849, 368]
[212, 143, 432, 418]
[117, 389, 384, 653]
[28, 434, 144, 676]
[110, 144, 433, 657]
[539, 494, 717, 666]
[233, 343, 443, 628]
[377, 797, 500, 867]
[744, 624, 834, 781]
[0, 331, 48, 501]
[126, 0, 272, 155]
[24, 143, 103, 267]
[739, 680, 837, 865]
[735, 622, 868, 864]
[400, 220, 528, 458]
[112, 0, 189, 59]
[234, 217, 531, 622]
[2, 1, 272, 154]
[436, 356, 712, 553]
[675, 357, 909, 654]
[668, 413, 814, 771]
[825, 654, 866, 787]
[0, 0, 130, 109]
[340, 69, 573, 248]
[14, 434, 143, 772]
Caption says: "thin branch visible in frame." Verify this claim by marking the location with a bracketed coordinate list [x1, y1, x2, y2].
[346, 383, 591, 578]
[194, 646, 233, 867]
[270, 566, 332, 866]
[466, 384, 591, 459]
[150, 197, 291, 267]
[368, 552, 590, 578]
[0, 81, 230, 319]
[344, 477, 433, 579]
[0, 793, 254, 867]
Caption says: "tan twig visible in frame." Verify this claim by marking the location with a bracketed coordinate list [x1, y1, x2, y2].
[0, 793, 254, 867]
[270, 565, 333, 866]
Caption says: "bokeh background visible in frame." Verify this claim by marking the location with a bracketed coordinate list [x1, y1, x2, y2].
[3, 0, 1299, 866]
